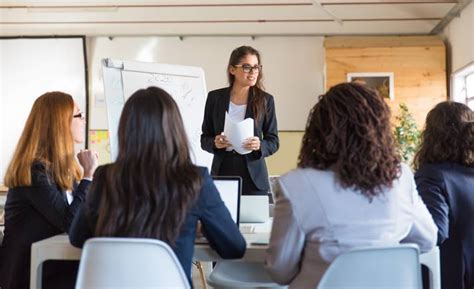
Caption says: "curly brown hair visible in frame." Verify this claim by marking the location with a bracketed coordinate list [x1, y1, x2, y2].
[413, 101, 474, 170]
[298, 82, 401, 199]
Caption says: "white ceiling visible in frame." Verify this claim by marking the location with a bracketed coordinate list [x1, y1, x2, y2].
[0, 0, 464, 36]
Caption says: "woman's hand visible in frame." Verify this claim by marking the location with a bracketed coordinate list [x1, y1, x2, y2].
[243, 137, 261, 151]
[214, 133, 231, 149]
[77, 149, 99, 179]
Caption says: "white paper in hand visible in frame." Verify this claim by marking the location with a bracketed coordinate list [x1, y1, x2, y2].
[223, 112, 254, 155]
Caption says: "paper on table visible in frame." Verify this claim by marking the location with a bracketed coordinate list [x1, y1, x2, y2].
[223, 112, 254, 155]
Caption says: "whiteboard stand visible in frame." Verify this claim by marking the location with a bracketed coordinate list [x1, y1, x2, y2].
[102, 59, 126, 162]
[101, 58, 213, 170]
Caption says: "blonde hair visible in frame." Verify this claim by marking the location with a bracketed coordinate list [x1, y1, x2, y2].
[4, 92, 82, 190]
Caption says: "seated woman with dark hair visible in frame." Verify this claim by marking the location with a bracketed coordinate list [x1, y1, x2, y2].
[265, 83, 437, 288]
[414, 101, 474, 289]
[69, 86, 246, 287]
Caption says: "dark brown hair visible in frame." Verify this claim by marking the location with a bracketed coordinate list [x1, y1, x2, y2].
[94, 87, 202, 244]
[4, 92, 81, 190]
[414, 101, 474, 169]
[298, 83, 401, 199]
[227, 45, 266, 121]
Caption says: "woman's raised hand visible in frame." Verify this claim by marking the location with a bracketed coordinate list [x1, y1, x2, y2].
[77, 149, 99, 179]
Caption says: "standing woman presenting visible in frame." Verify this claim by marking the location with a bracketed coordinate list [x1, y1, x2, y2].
[201, 46, 279, 195]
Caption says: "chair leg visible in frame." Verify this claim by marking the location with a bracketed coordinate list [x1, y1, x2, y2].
[193, 261, 208, 289]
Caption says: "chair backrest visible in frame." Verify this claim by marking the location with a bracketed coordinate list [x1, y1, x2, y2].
[268, 175, 280, 198]
[317, 244, 422, 289]
[75, 237, 190, 289]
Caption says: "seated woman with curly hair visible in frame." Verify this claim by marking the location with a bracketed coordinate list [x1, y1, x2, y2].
[414, 101, 474, 289]
[265, 82, 437, 288]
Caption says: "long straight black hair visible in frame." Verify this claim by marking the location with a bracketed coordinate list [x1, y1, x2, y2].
[94, 87, 202, 244]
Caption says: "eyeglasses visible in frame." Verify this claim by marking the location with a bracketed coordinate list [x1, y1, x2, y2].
[233, 64, 262, 73]
[73, 112, 85, 120]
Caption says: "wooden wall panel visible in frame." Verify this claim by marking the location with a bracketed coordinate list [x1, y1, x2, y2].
[325, 36, 447, 127]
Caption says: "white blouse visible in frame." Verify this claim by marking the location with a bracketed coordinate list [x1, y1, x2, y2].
[228, 101, 247, 122]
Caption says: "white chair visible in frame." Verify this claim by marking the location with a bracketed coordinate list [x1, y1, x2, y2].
[207, 261, 285, 289]
[420, 247, 441, 289]
[75, 237, 190, 289]
[268, 175, 280, 217]
[317, 244, 423, 289]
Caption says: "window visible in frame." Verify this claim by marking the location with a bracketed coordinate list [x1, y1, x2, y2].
[452, 62, 474, 109]
[465, 73, 474, 110]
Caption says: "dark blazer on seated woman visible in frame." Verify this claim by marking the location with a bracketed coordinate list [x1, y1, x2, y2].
[415, 163, 474, 289]
[69, 165, 246, 286]
[413, 101, 474, 289]
[0, 162, 90, 289]
[69, 87, 246, 287]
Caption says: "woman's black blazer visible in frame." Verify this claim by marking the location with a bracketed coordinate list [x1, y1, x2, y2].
[415, 163, 474, 289]
[69, 165, 246, 287]
[0, 162, 90, 289]
[200, 87, 279, 191]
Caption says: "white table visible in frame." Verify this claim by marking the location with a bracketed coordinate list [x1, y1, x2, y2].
[30, 221, 440, 289]
[30, 221, 273, 289]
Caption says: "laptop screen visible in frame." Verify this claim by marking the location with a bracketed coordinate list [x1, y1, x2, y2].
[212, 176, 241, 225]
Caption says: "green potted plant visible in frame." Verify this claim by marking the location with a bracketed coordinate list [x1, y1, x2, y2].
[393, 103, 421, 165]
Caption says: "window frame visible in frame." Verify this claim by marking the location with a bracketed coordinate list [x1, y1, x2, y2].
[452, 61, 474, 110]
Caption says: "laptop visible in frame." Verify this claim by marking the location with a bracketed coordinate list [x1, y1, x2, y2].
[240, 195, 270, 223]
[212, 176, 242, 225]
[195, 176, 242, 244]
